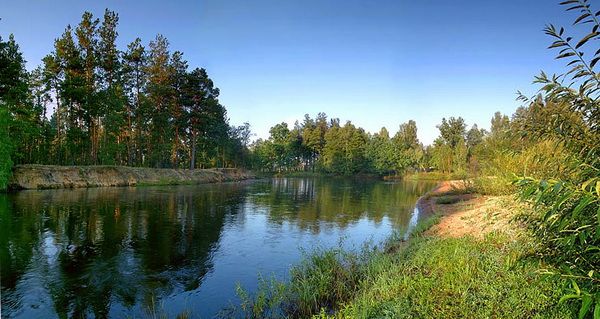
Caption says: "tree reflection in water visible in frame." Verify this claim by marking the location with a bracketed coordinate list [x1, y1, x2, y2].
[0, 178, 435, 318]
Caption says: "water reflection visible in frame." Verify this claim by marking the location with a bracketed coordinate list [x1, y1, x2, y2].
[0, 178, 435, 318]
[250, 178, 432, 231]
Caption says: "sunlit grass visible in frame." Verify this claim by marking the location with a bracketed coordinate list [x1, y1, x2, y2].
[330, 234, 570, 319]
[226, 215, 572, 319]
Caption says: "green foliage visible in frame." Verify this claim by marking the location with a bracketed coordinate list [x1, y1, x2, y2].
[516, 174, 600, 317]
[428, 117, 473, 176]
[1, 10, 249, 170]
[250, 116, 425, 176]
[365, 127, 396, 175]
[510, 1, 600, 316]
[403, 171, 461, 181]
[322, 121, 368, 174]
[0, 109, 13, 191]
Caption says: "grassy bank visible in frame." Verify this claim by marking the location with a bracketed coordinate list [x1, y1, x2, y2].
[226, 183, 573, 319]
[402, 171, 468, 181]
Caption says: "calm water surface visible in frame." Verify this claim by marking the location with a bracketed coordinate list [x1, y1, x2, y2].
[0, 178, 435, 318]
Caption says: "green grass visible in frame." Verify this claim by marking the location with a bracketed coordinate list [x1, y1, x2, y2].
[434, 195, 462, 204]
[329, 234, 570, 319]
[472, 175, 516, 195]
[226, 216, 573, 319]
[403, 171, 468, 181]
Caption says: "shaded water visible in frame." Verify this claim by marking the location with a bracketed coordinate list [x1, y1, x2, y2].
[0, 178, 435, 318]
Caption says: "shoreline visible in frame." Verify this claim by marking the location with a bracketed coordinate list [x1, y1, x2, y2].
[415, 180, 468, 218]
[8, 164, 255, 190]
[230, 179, 568, 318]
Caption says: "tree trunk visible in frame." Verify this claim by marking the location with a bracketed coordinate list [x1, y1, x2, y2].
[190, 131, 197, 170]
[172, 126, 179, 168]
[126, 102, 133, 166]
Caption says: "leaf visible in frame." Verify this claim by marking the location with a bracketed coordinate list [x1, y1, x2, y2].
[576, 31, 600, 49]
[582, 178, 598, 191]
[567, 5, 585, 11]
[597, 205, 600, 229]
[580, 295, 593, 319]
[573, 70, 590, 79]
[591, 57, 600, 69]
[573, 195, 596, 218]
[560, 294, 582, 304]
[559, 0, 579, 4]
[549, 41, 566, 49]
[574, 13, 591, 25]
[594, 303, 600, 319]
[557, 52, 577, 59]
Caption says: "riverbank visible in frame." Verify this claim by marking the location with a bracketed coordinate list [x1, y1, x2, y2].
[8, 164, 255, 190]
[230, 180, 571, 318]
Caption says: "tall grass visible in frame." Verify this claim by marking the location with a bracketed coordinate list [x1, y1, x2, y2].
[332, 234, 570, 319]
[225, 244, 376, 319]
[225, 217, 571, 319]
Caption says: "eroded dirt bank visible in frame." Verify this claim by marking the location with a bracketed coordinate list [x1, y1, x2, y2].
[9, 165, 255, 190]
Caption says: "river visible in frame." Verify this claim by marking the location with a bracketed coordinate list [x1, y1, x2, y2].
[0, 177, 435, 318]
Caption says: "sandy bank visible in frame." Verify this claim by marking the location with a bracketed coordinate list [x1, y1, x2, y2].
[8, 165, 255, 190]
[417, 180, 518, 239]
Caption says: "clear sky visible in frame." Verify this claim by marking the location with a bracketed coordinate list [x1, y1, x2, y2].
[0, 0, 574, 144]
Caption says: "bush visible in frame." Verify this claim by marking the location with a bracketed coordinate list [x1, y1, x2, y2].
[516, 175, 599, 317]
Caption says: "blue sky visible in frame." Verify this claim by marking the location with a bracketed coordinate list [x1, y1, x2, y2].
[0, 0, 574, 144]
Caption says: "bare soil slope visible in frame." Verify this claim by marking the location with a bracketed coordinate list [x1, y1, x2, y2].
[9, 165, 255, 190]
[418, 181, 520, 239]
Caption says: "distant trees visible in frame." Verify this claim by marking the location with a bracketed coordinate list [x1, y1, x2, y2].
[365, 127, 395, 175]
[429, 117, 466, 175]
[249, 114, 425, 175]
[0, 9, 249, 178]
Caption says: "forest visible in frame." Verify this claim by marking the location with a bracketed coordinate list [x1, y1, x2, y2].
[1, 2, 599, 316]
[0, 9, 251, 177]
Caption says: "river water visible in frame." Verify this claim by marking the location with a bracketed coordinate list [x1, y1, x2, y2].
[0, 177, 435, 318]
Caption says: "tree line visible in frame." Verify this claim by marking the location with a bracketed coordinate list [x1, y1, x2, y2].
[249, 113, 489, 176]
[0, 9, 251, 181]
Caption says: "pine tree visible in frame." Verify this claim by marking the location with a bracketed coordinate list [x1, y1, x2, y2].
[122, 38, 147, 165]
[75, 12, 99, 163]
[146, 34, 174, 167]
[170, 51, 188, 167]
[55, 25, 86, 164]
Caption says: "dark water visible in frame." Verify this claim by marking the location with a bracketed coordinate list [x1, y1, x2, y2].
[0, 178, 435, 318]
